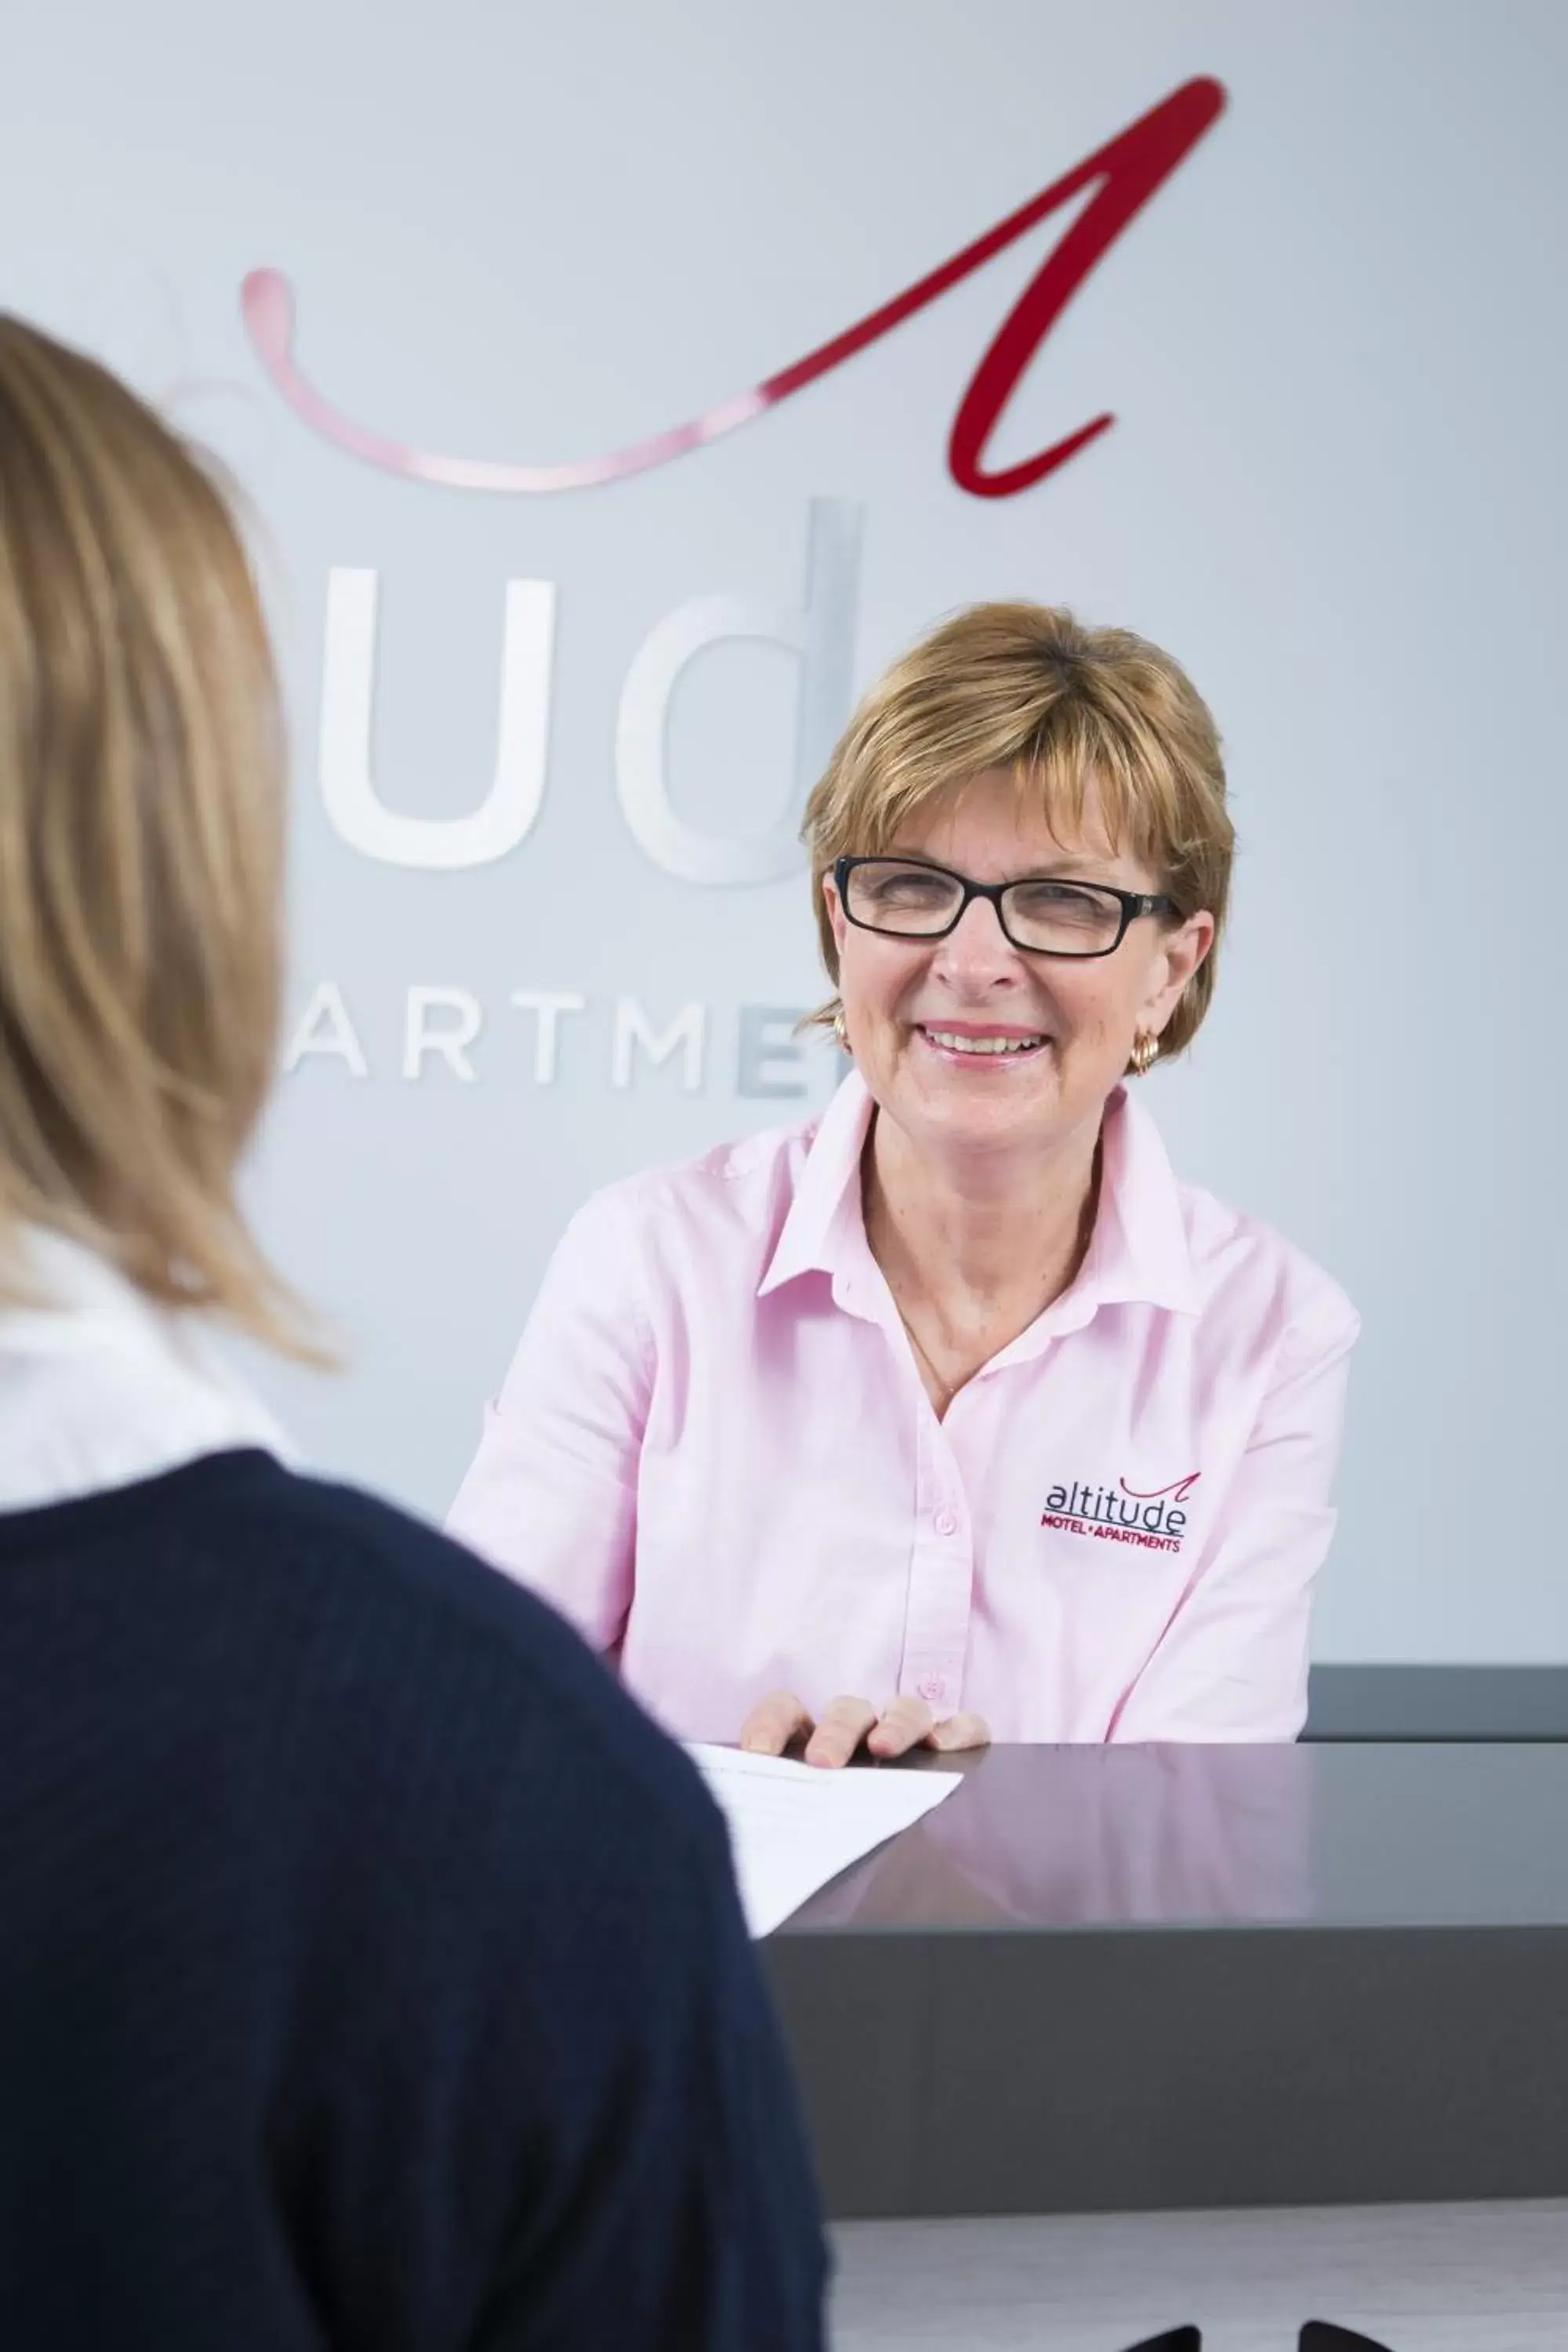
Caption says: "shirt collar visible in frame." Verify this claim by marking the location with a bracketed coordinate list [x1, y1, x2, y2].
[0, 1225, 293, 1510]
[757, 1069, 1197, 1321]
[1071, 1085, 1200, 1320]
[758, 1069, 877, 1298]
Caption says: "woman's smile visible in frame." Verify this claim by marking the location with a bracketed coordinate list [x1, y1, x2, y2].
[911, 1019, 1053, 1067]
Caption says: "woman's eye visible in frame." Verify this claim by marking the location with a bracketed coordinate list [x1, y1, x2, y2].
[869, 870, 951, 905]
[1014, 884, 1102, 920]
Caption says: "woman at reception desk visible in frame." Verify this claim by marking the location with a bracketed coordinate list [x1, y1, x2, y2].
[449, 604, 1358, 1759]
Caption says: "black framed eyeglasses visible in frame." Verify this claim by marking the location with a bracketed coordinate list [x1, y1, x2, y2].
[834, 855, 1180, 960]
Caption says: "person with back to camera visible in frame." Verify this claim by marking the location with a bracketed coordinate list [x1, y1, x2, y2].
[450, 603, 1359, 1763]
[0, 315, 826, 2352]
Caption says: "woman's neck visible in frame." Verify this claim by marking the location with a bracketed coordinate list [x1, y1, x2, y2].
[862, 1111, 1102, 1409]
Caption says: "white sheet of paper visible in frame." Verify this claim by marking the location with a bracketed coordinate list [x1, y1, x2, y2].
[686, 1741, 962, 1937]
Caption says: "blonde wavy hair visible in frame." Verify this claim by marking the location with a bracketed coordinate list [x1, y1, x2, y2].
[0, 314, 310, 1348]
[803, 601, 1233, 1067]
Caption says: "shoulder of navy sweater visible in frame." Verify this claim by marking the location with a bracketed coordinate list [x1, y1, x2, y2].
[0, 1447, 728, 1875]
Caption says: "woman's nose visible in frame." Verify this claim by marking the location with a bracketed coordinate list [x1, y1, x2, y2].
[931, 892, 1024, 984]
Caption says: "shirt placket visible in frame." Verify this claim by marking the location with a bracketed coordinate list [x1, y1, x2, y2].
[828, 1214, 982, 1720]
[895, 1403, 975, 1717]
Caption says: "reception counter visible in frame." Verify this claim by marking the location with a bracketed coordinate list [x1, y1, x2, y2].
[764, 1741, 1568, 2221]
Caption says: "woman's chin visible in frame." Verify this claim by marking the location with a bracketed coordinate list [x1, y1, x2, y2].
[888, 1062, 1068, 1149]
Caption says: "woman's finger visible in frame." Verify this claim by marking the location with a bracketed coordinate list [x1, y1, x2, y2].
[924, 1711, 993, 1753]
[804, 1694, 880, 1769]
[866, 1697, 935, 1759]
[740, 1691, 814, 1755]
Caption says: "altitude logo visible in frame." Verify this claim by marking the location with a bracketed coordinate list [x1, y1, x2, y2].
[1042, 1471, 1200, 1555]
[242, 78, 1227, 502]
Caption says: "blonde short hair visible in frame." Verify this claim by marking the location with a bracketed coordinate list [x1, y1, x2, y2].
[803, 602, 1233, 1065]
[0, 315, 308, 1348]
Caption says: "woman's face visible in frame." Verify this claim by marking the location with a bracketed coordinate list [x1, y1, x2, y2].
[824, 770, 1214, 1166]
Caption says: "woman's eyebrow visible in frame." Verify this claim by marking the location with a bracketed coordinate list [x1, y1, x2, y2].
[882, 847, 1111, 874]
[878, 848, 1123, 884]
[1007, 854, 1123, 883]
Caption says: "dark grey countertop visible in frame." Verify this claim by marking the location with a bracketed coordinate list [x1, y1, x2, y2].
[776, 1739, 1568, 1933]
[763, 1742, 1568, 2219]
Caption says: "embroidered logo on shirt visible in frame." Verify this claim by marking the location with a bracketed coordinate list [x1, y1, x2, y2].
[1040, 1472, 1200, 1554]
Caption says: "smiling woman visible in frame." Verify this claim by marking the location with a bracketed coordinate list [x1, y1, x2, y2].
[448, 604, 1359, 1757]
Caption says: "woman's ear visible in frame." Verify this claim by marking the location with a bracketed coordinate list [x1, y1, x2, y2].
[822, 868, 848, 959]
[1141, 911, 1214, 1032]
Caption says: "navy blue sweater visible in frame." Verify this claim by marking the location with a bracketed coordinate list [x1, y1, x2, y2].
[0, 1449, 827, 2349]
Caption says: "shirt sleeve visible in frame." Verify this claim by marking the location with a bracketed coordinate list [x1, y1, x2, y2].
[1107, 1290, 1360, 1744]
[445, 1189, 653, 1653]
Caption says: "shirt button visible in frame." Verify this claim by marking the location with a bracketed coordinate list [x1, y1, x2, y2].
[918, 1675, 947, 1707]
[934, 1508, 959, 1537]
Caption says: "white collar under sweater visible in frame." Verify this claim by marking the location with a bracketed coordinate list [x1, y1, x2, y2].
[0, 1228, 292, 1510]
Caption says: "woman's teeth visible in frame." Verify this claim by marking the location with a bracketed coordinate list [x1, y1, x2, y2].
[923, 1029, 1047, 1055]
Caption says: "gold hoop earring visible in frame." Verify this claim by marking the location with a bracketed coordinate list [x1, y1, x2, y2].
[1128, 1030, 1160, 1077]
[831, 1005, 850, 1054]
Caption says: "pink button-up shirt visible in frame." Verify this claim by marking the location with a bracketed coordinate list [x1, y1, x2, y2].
[448, 1074, 1359, 1744]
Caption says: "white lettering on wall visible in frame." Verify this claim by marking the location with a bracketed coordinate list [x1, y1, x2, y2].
[615, 498, 862, 885]
[404, 985, 484, 1080]
[509, 990, 587, 1085]
[735, 1004, 810, 1098]
[279, 989, 840, 1094]
[283, 980, 368, 1076]
[319, 568, 555, 869]
[611, 997, 706, 1091]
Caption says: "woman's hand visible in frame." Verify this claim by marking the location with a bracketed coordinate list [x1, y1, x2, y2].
[739, 1691, 992, 1769]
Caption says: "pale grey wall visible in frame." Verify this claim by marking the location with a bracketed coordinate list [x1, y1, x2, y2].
[3, 0, 1564, 1660]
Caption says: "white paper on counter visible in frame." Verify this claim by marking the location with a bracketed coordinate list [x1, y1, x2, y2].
[686, 1740, 961, 1937]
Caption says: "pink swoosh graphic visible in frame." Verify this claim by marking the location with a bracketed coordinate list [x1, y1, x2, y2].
[241, 76, 1225, 499]
[1119, 1474, 1202, 1504]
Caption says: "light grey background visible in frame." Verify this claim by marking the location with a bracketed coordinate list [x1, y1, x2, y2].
[5, 0, 1564, 1661]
